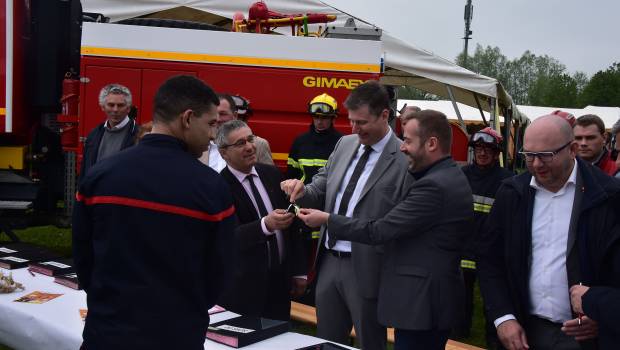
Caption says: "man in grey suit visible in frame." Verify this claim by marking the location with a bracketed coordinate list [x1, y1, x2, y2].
[281, 81, 411, 349]
[298, 109, 473, 350]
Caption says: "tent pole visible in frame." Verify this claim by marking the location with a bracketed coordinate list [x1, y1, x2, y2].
[473, 93, 488, 126]
[503, 107, 512, 167]
[446, 85, 467, 132]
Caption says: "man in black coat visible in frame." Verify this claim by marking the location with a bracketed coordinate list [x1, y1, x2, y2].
[477, 114, 620, 350]
[80, 83, 138, 178]
[216, 120, 307, 321]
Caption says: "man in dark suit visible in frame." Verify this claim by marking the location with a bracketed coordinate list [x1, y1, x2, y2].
[282, 81, 411, 349]
[216, 120, 307, 321]
[298, 109, 473, 350]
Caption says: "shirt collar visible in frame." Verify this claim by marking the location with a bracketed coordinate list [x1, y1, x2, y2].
[530, 158, 578, 193]
[104, 116, 130, 131]
[363, 128, 392, 154]
[227, 164, 258, 183]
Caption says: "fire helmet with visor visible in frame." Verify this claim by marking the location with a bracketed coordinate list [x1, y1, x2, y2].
[308, 93, 338, 117]
[469, 127, 503, 150]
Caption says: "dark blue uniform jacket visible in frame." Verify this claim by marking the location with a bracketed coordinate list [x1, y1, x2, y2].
[73, 134, 236, 350]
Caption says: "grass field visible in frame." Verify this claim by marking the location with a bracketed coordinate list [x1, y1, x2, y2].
[1, 225, 489, 349]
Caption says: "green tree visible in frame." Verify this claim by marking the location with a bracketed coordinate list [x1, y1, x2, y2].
[457, 45, 589, 106]
[529, 73, 579, 107]
[578, 62, 620, 107]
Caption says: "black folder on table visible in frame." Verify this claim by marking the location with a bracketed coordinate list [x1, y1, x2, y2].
[54, 273, 81, 290]
[0, 242, 47, 257]
[296, 342, 351, 350]
[29, 258, 75, 276]
[0, 247, 59, 270]
[206, 316, 289, 348]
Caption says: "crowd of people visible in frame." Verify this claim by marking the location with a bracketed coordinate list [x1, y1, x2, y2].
[73, 75, 620, 350]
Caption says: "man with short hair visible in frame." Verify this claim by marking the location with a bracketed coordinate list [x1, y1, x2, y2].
[298, 110, 473, 350]
[216, 120, 307, 320]
[73, 75, 236, 350]
[477, 115, 620, 350]
[81, 84, 138, 177]
[215, 93, 274, 165]
[281, 81, 411, 349]
[573, 114, 617, 175]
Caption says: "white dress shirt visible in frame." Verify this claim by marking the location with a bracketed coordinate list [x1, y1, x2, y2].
[227, 165, 284, 261]
[199, 142, 227, 172]
[104, 116, 130, 130]
[528, 160, 577, 323]
[494, 160, 578, 328]
[326, 129, 392, 252]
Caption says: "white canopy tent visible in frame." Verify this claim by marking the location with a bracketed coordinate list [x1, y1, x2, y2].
[81, 0, 526, 125]
[400, 100, 620, 129]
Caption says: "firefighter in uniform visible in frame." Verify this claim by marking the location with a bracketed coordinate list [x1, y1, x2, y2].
[287, 93, 343, 183]
[457, 127, 513, 348]
[286, 93, 343, 301]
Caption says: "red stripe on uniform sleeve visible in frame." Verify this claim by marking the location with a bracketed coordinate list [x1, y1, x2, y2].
[76, 194, 235, 222]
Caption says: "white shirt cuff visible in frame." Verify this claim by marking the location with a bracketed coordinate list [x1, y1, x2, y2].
[293, 275, 307, 280]
[494, 314, 516, 328]
[260, 217, 274, 235]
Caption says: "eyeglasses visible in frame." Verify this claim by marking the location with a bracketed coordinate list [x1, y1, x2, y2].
[222, 134, 255, 149]
[519, 140, 573, 163]
[473, 144, 497, 153]
[309, 102, 336, 116]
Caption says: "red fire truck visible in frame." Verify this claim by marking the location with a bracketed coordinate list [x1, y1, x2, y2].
[1, 0, 388, 216]
[1, 0, 476, 224]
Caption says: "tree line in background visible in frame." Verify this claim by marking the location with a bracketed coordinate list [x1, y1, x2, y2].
[399, 44, 620, 108]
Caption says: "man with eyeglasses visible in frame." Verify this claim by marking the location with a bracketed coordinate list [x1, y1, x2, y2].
[477, 115, 620, 350]
[80, 84, 138, 178]
[281, 81, 411, 349]
[215, 120, 307, 321]
[573, 114, 617, 176]
[455, 127, 513, 348]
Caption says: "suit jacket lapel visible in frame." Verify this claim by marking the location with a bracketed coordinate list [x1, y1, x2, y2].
[256, 165, 279, 210]
[358, 134, 398, 203]
[326, 140, 359, 212]
[221, 167, 260, 220]
[566, 167, 583, 286]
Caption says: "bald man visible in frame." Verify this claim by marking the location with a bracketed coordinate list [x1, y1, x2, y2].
[477, 115, 620, 350]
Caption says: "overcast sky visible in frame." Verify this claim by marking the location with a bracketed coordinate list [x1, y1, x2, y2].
[327, 0, 619, 77]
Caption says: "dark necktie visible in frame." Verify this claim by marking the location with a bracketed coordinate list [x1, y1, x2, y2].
[328, 145, 373, 248]
[246, 174, 279, 266]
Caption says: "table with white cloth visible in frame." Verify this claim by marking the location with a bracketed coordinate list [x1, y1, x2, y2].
[0, 269, 353, 350]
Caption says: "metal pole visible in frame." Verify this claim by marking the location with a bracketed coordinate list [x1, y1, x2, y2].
[462, 0, 473, 66]
[446, 85, 467, 132]
[473, 93, 488, 126]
